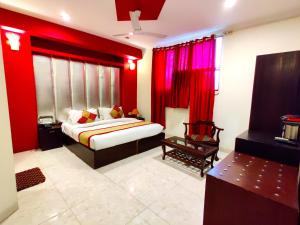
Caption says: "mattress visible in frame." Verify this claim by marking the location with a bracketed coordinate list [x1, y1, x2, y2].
[62, 118, 164, 150]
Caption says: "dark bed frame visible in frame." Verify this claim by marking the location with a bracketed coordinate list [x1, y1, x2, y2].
[63, 132, 165, 169]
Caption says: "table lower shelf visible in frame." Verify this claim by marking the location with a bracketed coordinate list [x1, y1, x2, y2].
[163, 149, 215, 177]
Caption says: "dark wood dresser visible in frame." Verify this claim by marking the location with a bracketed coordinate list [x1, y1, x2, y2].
[203, 151, 299, 225]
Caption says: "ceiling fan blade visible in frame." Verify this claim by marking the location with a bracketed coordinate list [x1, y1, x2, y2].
[113, 33, 130, 37]
[134, 31, 167, 38]
[129, 10, 142, 31]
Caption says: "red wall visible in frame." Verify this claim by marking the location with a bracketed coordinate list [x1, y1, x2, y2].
[0, 8, 142, 59]
[0, 8, 140, 153]
[121, 61, 138, 114]
[1, 31, 38, 152]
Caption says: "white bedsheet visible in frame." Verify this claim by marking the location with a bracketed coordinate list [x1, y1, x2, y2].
[61, 118, 164, 150]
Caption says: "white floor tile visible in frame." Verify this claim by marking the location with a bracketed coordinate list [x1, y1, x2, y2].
[71, 185, 145, 225]
[14, 149, 41, 173]
[127, 209, 169, 225]
[119, 168, 177, 206]
[179, 175, 206, 197]
[149, 185, 204, 225]
[39, 210, 80, 225]
[2, 186, 68, 225]
[6, 147, 230, 225]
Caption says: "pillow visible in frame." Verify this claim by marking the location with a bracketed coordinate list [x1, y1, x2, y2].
[99, 107, 114, 120]
[128, 108, 140, 116]
[87, 108, 99, 120]
[67, 110, 83, 124]
[110, 105, 124, 119]
[77, 110, 97, 124]
[99, 106, 124, 120]
[87, 108, 97, 115]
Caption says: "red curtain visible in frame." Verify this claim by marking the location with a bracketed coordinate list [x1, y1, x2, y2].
[166, 45, 191, 108]
[151, 36, 216, 128]
[189, 38, 216, 134]
[151, 49, 167, 127]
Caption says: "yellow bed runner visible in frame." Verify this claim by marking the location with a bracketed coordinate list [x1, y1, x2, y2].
[78, 121, 151, 148]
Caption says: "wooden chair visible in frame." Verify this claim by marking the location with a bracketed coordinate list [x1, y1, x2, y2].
[183, 120, 224, 161]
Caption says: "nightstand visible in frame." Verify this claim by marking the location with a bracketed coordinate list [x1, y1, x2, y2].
[136, 116, 145, 121]
[38, 123, 63, 151]
[127, 115, 145, 121]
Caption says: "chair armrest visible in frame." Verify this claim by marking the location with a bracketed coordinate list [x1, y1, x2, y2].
[215, 126, 224, 131]
[215, 127, 224, 143]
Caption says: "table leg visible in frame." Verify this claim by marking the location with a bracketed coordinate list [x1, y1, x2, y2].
[162, 144, 166, 160]
[200, 159, 205, 177]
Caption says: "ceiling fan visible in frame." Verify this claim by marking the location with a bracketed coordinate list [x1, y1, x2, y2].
[113, 10, 167, 39]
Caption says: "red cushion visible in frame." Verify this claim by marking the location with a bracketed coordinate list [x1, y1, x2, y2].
[77, 110, 97, 124]
[190, 134, 216, 143]
[110, 105, 124, 119]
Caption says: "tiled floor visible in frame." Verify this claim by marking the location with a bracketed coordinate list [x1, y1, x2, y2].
[2, 146, 229, 225]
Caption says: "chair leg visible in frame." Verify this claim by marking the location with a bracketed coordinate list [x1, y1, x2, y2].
[211, 154, 216, 169]
[215, 148, 220, 161]
[215, 154, 219, 161]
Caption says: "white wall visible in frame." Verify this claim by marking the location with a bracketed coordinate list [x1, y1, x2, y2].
[137, 16, 300, 151]
[137, 48, 152, 121]
[0, 34, 18, 222]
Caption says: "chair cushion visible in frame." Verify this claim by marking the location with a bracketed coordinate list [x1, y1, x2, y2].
[189, 134, 217, 144]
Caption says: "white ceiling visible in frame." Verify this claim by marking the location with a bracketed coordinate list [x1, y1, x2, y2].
[1, 0, 300, 49]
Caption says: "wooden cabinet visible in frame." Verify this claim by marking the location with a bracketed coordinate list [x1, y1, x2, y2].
[203, 152, 299, 225]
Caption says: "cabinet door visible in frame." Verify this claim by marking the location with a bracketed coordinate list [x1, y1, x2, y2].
[250, 51, 300, 134]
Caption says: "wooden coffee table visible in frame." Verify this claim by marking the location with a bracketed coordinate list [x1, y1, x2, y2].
[162, 136, 219, 177]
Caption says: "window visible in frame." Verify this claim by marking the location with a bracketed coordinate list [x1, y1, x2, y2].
[215, 37, 223, 92]
[33, 55, 121, 121]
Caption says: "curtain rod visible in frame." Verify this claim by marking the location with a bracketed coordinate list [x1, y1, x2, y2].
[154, 31, 232, 50]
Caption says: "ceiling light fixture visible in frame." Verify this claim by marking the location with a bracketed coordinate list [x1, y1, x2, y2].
[1, 26, 25, 34]
[5, 32, 21, 51]
[128, 59, 136, 70]
[224, 0, 237, 9]
[60, 11, 71, 22]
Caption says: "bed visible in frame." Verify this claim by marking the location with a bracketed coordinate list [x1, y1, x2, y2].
[62, 117, 165, 169]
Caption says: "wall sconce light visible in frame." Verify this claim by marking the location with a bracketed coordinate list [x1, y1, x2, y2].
[128, 59, 136, 70]
[1, 26, 25, 51]
[5, 32, 21, 51]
